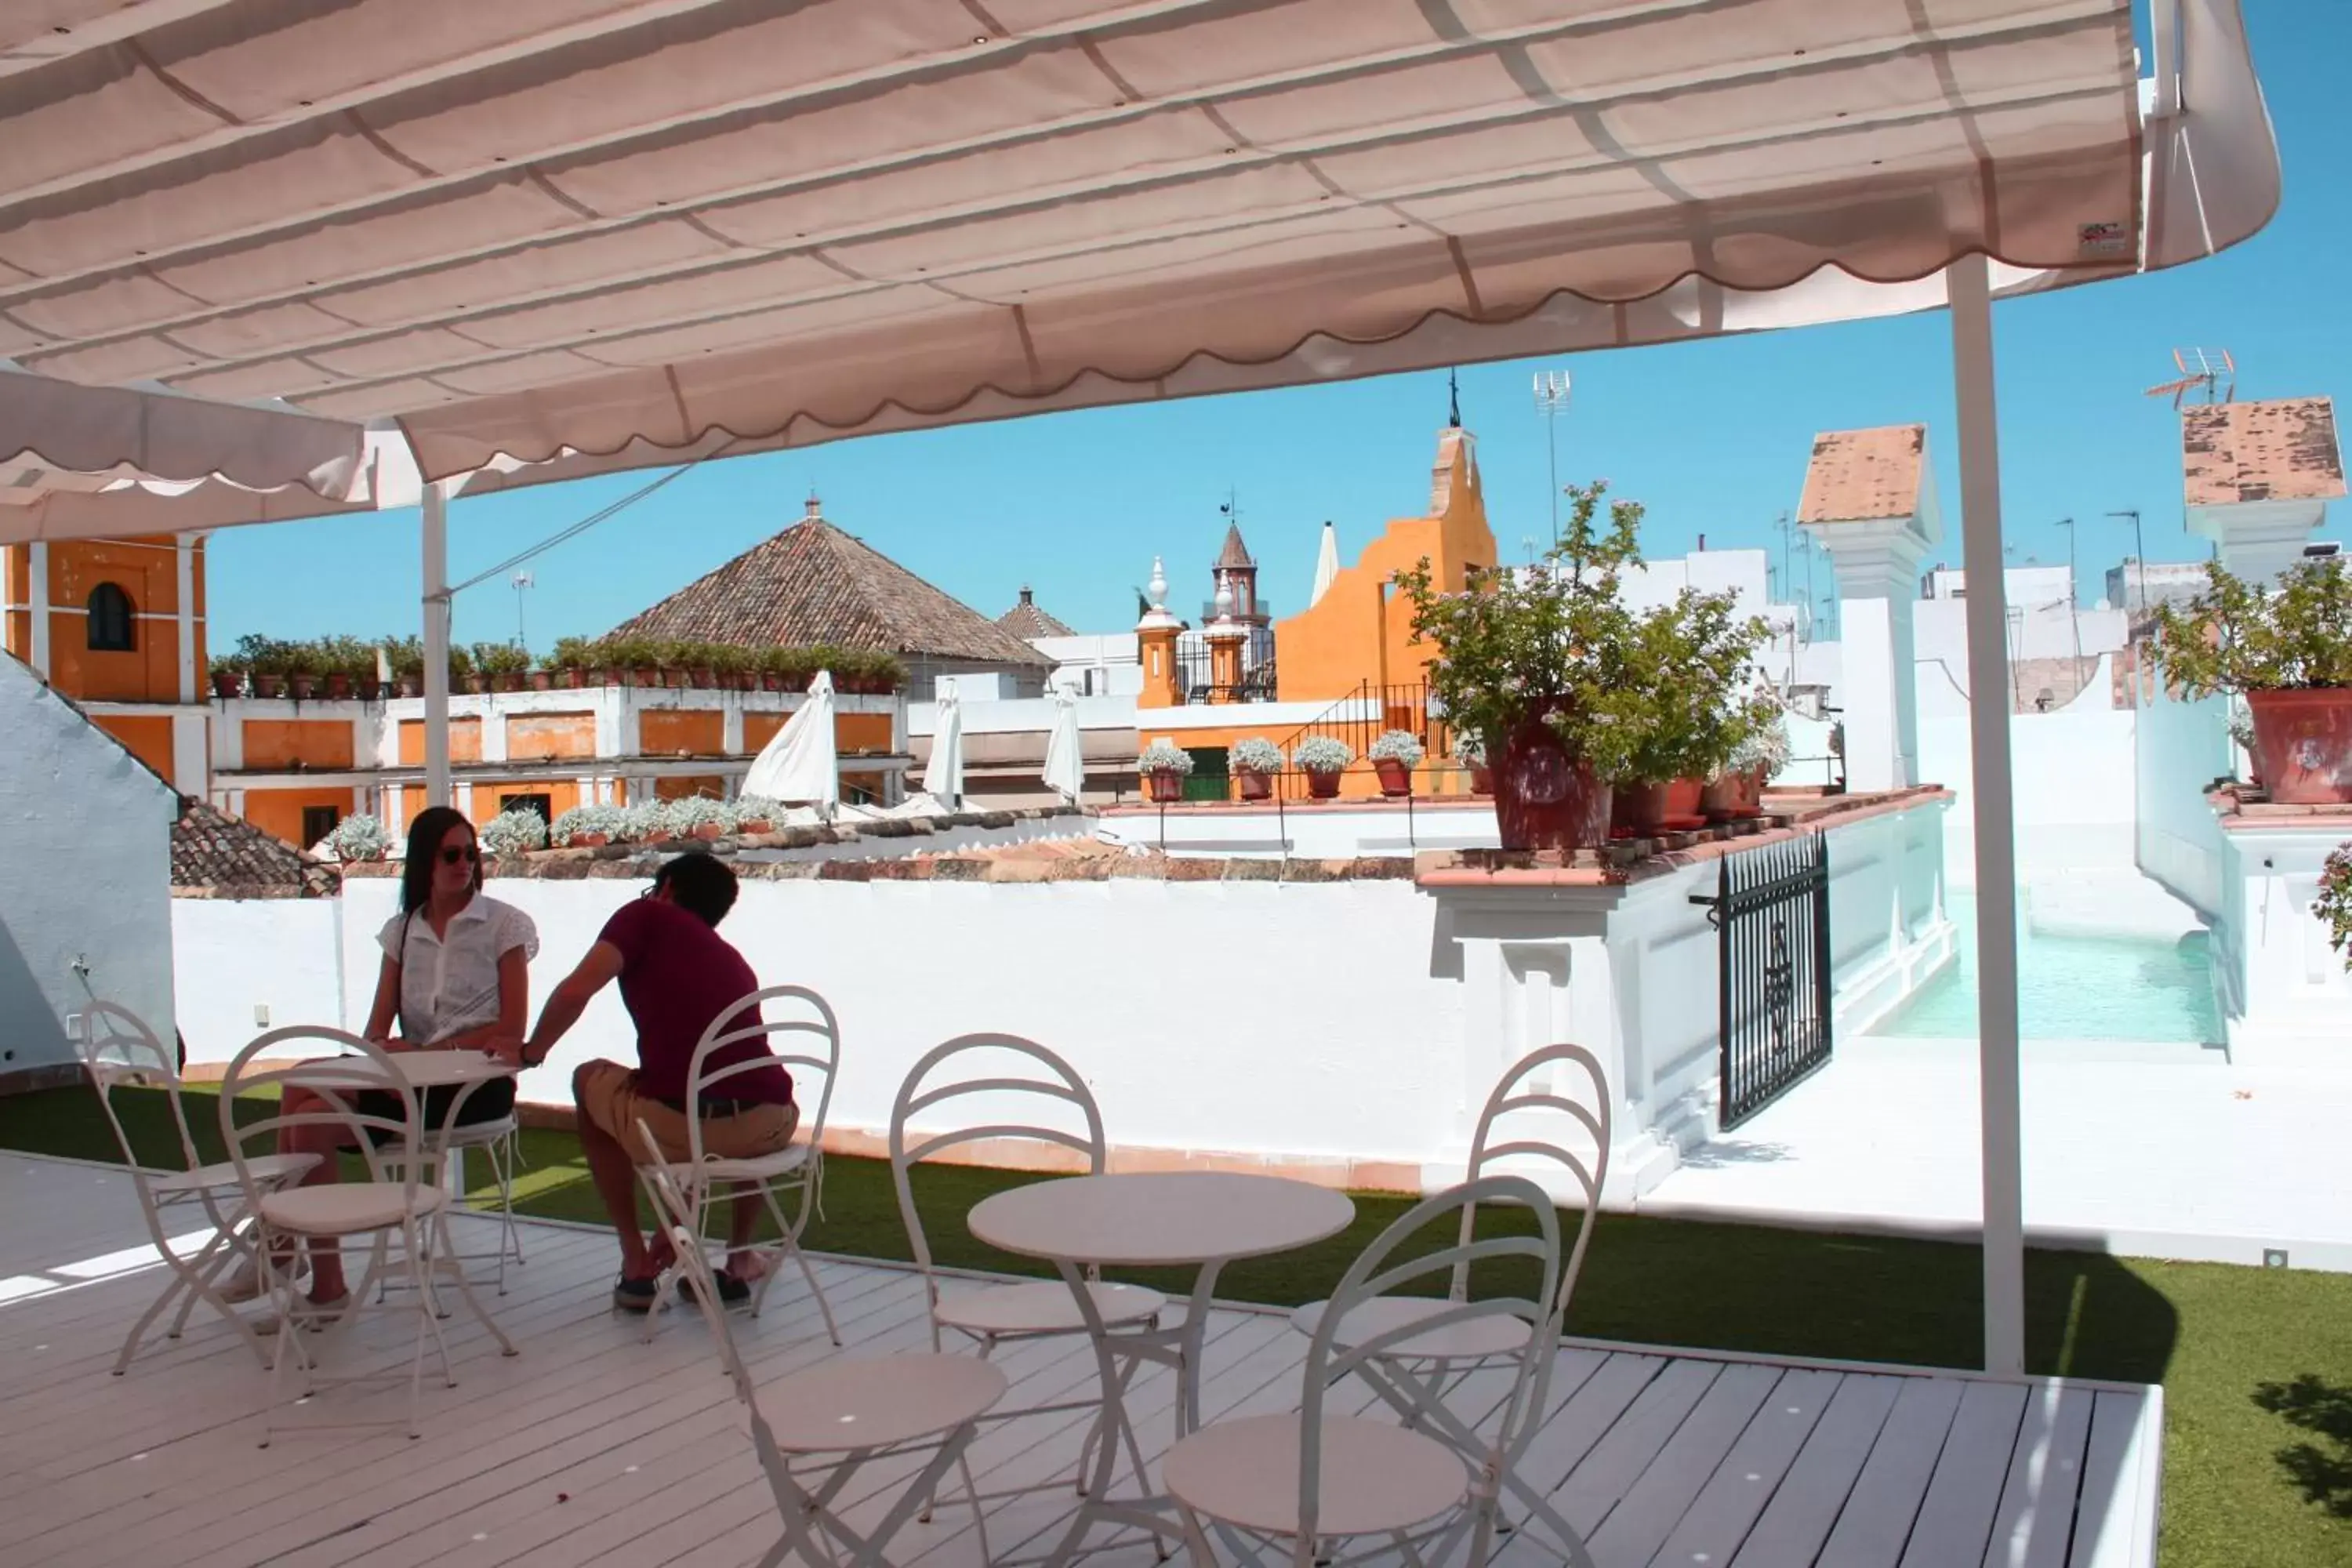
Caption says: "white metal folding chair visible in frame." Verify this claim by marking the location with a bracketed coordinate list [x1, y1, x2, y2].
[218, 1026, 516, 1445]
[426, 1112, 528, 1291]
[1287, 1043, 1610, 1563]
[644, 1161, 1006, 1568]
[75, 1003, 320, 1375]
[632, 984, 840, 1343]
[1167, 1175, 1563, 1568]
[889, 1034, 1164, 1508]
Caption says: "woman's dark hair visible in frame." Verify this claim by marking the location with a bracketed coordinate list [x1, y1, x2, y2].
[654, 851, 739, 927]
[399, 806, 481, 915]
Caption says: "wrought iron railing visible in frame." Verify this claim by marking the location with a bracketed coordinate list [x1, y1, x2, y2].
[1691, 833, 1832, 1129]
[1172, 626, 1279, 704]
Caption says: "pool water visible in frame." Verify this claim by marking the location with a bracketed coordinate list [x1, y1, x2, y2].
[1877, 891, 2222, 1044]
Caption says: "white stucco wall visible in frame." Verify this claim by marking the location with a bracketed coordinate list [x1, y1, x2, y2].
[0, 657, 178, 1075]
[1918, 698, 2140, 888]
[2133, 688, 2232, 920]
[172, 898, 348, 1065]
[2211, 826, 2352, 1062]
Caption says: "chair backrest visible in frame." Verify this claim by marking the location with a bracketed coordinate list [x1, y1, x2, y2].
[644, 1160, 762, 1396]
[77, 1002, 200, 1176]
[1454, 1044, 1611, 1324]
[887, 1034, 1106, 1331]
[1303, 1175, 1562, 1547]
[677, 985, 840, 1168]
[217, 1027, 426, 1215]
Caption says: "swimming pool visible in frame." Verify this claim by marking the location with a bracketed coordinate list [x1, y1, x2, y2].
[1875, 891, 2222, 1044]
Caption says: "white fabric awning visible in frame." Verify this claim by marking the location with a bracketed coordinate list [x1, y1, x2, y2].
[0, 0, 2279, 537]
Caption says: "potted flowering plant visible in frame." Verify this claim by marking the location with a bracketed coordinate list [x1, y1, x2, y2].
[733, 794, 785, 835]
[2316, 841, 2352, 973]
[1292, 735, 1353, 800]
[1229, 737, 1284, 800]
[472, 641, 531, 693]
[208, 654, 248, 701]
[664, 795, 736, 841]
[1367, 730, 1425, 797]
[1704, 688, 1791, 821]
[2147, 557, 2352, 804]
[615, 801, 670, 844]
[1139, 740, 1194, 804]
[380, 635, 426, 697]
[1451, 731, 1491, 795]
[1608, 586, 1770, 835]
[480, 805, 549, 858]
[327, 813, 389, 862]
[550, 804, 625, 848]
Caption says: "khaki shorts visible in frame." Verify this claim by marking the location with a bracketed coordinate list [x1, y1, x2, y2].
[575, 1058, 799, 1165]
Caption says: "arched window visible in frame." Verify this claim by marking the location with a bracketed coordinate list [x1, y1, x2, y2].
[87, 582, 136, 652]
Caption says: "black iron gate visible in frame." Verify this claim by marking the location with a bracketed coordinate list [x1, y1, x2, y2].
[1693, 833, 1833, 1130]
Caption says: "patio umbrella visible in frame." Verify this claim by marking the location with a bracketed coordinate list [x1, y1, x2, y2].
[1042, 689, 1085, 804]
[923, 688, 965, 807]
[742, 670, 838, 811]
[1309, 523, 1341, 607]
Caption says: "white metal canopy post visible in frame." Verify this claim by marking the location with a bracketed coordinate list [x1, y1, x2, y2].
[420, 481, 452, 811]
[1948, 252, 2026, 1377]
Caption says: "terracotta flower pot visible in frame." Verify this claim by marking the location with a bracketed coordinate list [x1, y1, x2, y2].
[1701, 767, 1766, 821]
[1492, 716, 1609, 850]
[1305, 768, 1343, 800]
[250, 673, 285, 698]
[395, 676, 422, 698]
[691, 822, 724, 841]
[1145, 768, 1185, 804]
[2245, 688, 2352, 804]
[689, 666, 717, 688]
[1372, 757, 1413, 797]
[568, 832, 609, 848]
[1615, 779, 1707, 835]
[210, 672, 243, 699]
[287, 674, 318, 701]
[1236, 767, 1273, 802]
[324, 673, 354, 700]
[1469, 765, 1494, 797]
[528, 670, 554, 691]
[355, 677, 383, 702]
[737, 818, 774, 836]
[642, 829, 674, 844]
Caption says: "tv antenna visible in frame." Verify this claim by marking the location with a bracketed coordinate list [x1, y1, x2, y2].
[1531, 370, 1572, 548]
[2145, 348, 2236, 409]
[510, 570, 534, 648]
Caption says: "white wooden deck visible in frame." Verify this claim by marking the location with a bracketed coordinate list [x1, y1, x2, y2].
[0, 1152, 2162, 1568]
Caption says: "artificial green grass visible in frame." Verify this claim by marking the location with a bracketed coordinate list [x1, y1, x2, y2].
[7, 1085, 2349, 1568]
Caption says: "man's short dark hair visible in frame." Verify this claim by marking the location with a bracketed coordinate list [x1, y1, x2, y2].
[654, 851, 739, 927]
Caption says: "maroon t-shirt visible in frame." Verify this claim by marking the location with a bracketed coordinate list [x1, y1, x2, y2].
[598, 899, 793, 1107]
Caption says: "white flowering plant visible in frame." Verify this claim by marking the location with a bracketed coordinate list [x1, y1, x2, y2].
[1726, 688, 1793, 775]
[1368, 729, 1425, 765]
[1293, 735, 1354, 774]
[734, 794, 788, 825]
[327, 813, 388, 862]
[1229, 737, 1285, 773]
[2316, 842, 2352, 974]
[550, 804, 622, 845]
[662, 796, 737, 833]
[1450, 732, 1486, 767]
[480, 806, 549, 857]
[1138, 740, 1195, 775]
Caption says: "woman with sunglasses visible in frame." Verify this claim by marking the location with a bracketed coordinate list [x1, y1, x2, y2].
[227, 806, 537, 1312]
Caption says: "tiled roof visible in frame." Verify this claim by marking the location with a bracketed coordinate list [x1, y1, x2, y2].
[610, 516, 1050, 666]
[1797, 425, 1927, 524]
[2182, 397, 2346, 508]
[999, 587, 1073, 640]
[172, 800, 337, 895]
[1215, 522, 1255, 572]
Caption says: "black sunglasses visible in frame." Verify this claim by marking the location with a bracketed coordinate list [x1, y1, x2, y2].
[439, 844, 480, 865]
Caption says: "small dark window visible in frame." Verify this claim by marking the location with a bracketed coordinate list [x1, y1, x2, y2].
[499, 793, 553, 824]
[300, 805, 341, 847]
[86, 582, 135, 652]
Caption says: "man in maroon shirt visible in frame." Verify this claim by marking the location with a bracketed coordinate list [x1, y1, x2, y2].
[518, 853, 796, 1311]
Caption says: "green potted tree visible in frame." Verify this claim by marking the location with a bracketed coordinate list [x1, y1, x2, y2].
[1292, 735, 1353, 799]
[1139, 740, 1194, 803]
[1399, 481, 1661, 851]
[2147, 557, 2352, 804]
[1368, 730, 1424, 797]
[1610, 588, 1768, 834]
[208, 652, 248, 701]
[1230, 737, 1284, 800]
[381, 635, 425, 697]
[281, 639, 323, 702]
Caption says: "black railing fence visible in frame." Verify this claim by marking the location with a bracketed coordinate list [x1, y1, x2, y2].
[1173, 626, 1279, 704]
[1692, 833, 1833, 1130]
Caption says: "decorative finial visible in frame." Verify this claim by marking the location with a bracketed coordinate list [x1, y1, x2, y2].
[1148, 557, 1169, 611]
[804, 490, 822, 518]
[1214, 580, 1234, 621]
[1448, 366, 1461, 429]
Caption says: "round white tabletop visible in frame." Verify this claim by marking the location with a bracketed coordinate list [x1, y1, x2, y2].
[267, 1050, 515, 1090]
[967, 1171, 1355, 1269]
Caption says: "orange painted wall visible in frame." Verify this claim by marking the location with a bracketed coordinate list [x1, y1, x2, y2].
[241, 718, 356, 771]
[837, 712, 893, 755]
[93, 714, 176, 782]
[655, 775, 727, 801]
[242, 786, 360, 848]
[475, 779, 583, 821]
[1272, 430, 1496, 704]
[397, 717, 482, 764]
[640, 709, 724, 756]
[6, 536, 203, 703]
[743, 712, 786, 751]
[506, 711, 597, 761]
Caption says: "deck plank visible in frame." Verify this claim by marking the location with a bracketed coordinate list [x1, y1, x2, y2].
[0, 1154, 2168, 1568]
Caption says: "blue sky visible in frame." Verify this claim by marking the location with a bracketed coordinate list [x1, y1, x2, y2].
[209, 3, 2349, 656]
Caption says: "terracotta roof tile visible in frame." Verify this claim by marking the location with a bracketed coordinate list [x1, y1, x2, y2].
[1214, 522, 1255, 572]
[172, 800, 336, 895]
[2181, 397, 2346, 508]
[998, 586, 1073, 639]
[610, 517, 1049, 666]
[1797, 425, 1927, 524]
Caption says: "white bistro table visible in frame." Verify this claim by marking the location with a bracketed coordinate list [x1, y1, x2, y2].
[967, 1171, 1355, 1564]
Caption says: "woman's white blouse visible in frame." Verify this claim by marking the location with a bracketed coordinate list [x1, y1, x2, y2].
[376, 895, 538, 1044]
